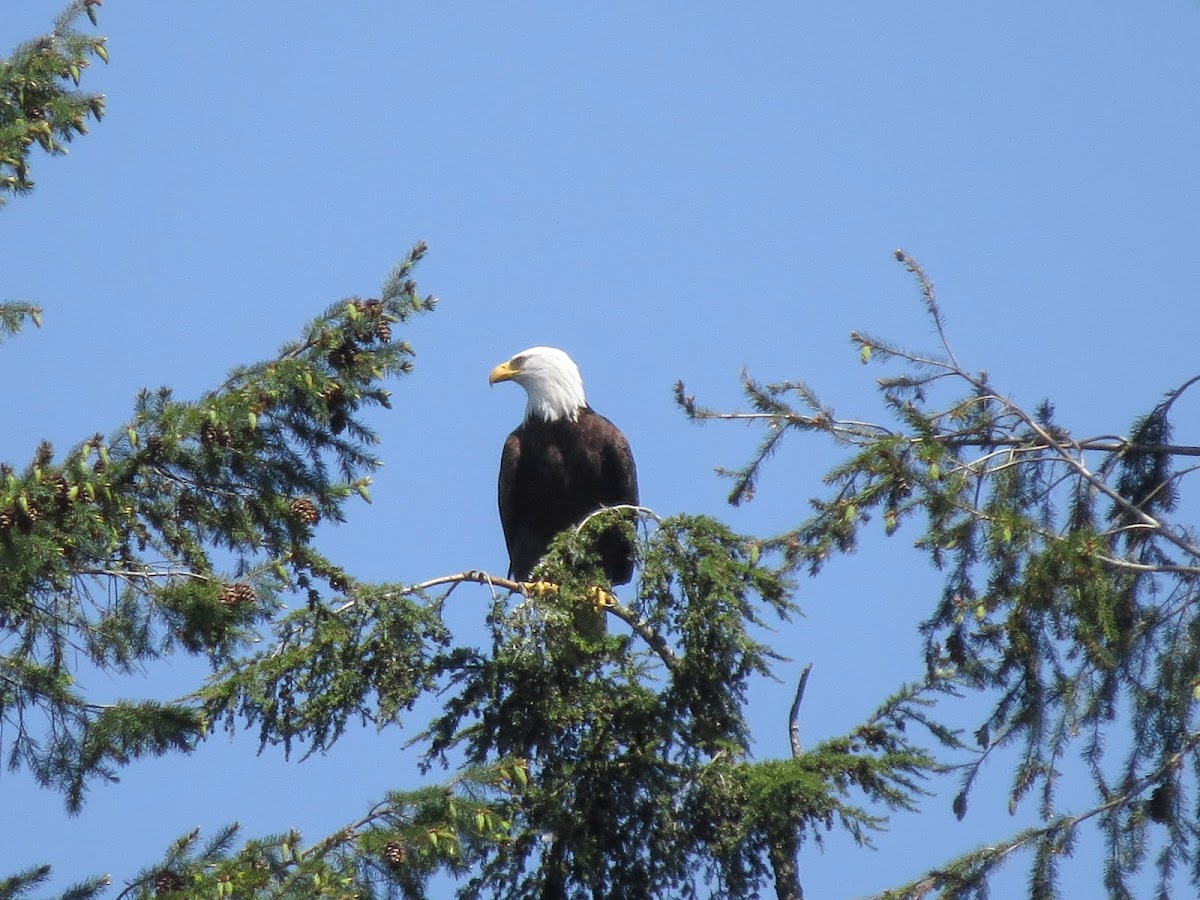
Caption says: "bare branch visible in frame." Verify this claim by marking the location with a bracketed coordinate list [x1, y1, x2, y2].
[788, 663, 813, 758]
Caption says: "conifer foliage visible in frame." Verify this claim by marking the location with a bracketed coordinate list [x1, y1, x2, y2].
[678, 250, 1200, 898]
[9, 7, 1200, 900]
[0, 0, 105, 205]
[0, 228, 433, 816]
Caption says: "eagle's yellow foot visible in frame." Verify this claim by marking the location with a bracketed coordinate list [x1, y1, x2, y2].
[586, 585, 617, 611]
[519, 579, 560, 597]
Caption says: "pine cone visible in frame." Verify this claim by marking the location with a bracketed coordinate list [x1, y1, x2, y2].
[327, 343, 357, 371]
[218, 583, 256, 606]
[201, 422, 232, 448]
[153, 870, 186, 895]
[1149, 782, 1174, 824]
[323, 385, 348, 427]
[15, 504, 40, 534]
[330, 409, 348, 435]
[383, 841, 406, 869]
[53, 475, 70, 507]
[291, 498, 320, 525]
[374, 319, 393, 343]
[0, 510, 13, 531]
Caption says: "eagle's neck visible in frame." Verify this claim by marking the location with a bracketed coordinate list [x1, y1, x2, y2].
[523, 373, 587, 423]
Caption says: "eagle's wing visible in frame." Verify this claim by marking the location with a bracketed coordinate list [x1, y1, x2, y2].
[497, 430, 523, 579]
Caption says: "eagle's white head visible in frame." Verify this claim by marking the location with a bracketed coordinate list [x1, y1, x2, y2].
[489, 346, 587, 422]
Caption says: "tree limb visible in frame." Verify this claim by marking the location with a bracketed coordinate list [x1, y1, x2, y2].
[338, 570, 683, 674]
[789, 663, 813, 758]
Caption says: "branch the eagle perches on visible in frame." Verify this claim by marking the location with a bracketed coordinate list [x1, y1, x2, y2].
[361, 567, 680, 674]
[332, 504, 678, 671]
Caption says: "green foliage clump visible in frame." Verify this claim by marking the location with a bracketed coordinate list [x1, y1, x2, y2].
[202, 581, 452, 758]
[110, 765, 525, 900]
[418, 515, 793, 899]
[0, 1, 106, 204]
[0, 239, 433, 812]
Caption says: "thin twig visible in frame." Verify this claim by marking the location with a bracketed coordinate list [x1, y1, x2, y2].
[895, 249, 960, 372]
[78, 566, 215, 582]
[574, 504, 661, 533]
[688, 410, 1200, 459]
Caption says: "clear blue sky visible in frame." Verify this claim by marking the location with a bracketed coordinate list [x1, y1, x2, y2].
[4, 2, 1200, 896]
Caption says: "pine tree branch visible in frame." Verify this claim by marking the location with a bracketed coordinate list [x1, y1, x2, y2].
[0, 249, 433, 807]
[1005, 395, 1200, 564]
[678, 251, 1200, 898]
[874, 736, 1200, 900]
[109, 763, 521, 900]
[76, 565, 216, 582]
[347, 569, 684, 674]
[686, 408, 1200, 460]
[603, 596, 681, 674]
[0, 2, 108, 204]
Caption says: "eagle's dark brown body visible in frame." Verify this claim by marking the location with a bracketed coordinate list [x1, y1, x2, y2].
[498, 407, 639, 583]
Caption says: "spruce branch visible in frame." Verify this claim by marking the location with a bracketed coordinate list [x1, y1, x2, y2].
[871, 737, 1200, 900]
[0, 249, 434, 807]
[0, 303, 42, 343]
[685, 251, 1200, 897]
[893, 249, 960, 372]
[346, 568, 684, 673]
[105, 763, 521, 900]
[0, 1, 108, 204]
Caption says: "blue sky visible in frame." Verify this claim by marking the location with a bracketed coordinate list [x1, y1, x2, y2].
[4, 2, 1200, 897]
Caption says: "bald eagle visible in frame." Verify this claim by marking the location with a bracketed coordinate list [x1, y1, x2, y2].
[489, 347, 639, 586]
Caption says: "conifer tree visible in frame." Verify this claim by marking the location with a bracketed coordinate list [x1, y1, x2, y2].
[2, 10, 940, 890]
[8, 6, 1200, 900]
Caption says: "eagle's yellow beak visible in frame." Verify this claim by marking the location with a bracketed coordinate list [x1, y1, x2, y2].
[489, 360, 519, 385]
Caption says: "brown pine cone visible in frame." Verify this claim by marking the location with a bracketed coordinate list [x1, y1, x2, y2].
[291, 498, 320, 525]
[218, 583, 256, 606]
[383, 841, 406, 869]
[153, 870, 186, 895]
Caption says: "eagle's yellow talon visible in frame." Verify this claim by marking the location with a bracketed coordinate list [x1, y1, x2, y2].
[520, 579, 560, 597]
[586, 585, 617, 610]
